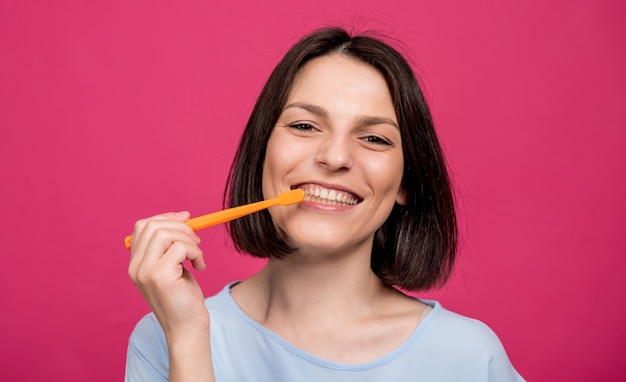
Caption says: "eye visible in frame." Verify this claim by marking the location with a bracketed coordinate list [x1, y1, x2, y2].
[288, 122, 316, 131]
[364, 135, 392, 146]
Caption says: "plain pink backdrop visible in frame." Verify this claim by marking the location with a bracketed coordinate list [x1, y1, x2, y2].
[1, 0, 624, 380]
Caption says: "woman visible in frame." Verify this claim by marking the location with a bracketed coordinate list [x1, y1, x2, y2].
[126, 27, 524, 381]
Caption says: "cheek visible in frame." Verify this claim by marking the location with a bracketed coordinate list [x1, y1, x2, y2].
[266, 131, 311, 167]
[262, 133, 301, 193]
[365, 155, 405, 192]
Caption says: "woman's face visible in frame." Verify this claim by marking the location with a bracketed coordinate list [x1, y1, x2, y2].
[262, 53, 406, 256]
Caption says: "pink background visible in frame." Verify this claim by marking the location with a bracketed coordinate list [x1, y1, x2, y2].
[1, 0, 624, 380]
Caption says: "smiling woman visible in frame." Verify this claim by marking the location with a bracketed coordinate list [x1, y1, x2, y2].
[125, 27, 525, 381]
[261, 53, 406, 258]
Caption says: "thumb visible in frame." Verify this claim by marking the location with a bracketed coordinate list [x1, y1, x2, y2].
[173, 211, 191, 221]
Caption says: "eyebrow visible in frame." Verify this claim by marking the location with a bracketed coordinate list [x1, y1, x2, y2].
[358, 116, 399, 130]
[283, 102, 399, 129]
[284, 102, 328, 118]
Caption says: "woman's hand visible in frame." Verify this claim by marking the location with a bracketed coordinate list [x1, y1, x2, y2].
[128, 211, 208, 336]
[128, 212, 215, 381]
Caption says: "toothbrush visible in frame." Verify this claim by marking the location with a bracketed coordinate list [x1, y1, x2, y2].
[124, 188, 305, 249]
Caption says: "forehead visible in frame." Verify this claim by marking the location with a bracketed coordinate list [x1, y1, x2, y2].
[287, 53, 396, 119]
[292, 53, 386, 90]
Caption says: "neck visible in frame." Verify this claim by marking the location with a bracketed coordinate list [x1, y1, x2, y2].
[239, 245, 393, 326]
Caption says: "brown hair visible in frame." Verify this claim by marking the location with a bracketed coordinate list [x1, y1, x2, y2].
[225, 27, 457, 291]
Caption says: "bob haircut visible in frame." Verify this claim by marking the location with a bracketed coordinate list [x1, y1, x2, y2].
[225, 27, 457, 292]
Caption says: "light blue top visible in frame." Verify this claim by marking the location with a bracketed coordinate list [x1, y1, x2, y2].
[126, 283, 524, 381]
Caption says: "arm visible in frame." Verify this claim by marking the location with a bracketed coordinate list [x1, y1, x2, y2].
[127, 212, 215, 382]
[168, 330, 214, 381]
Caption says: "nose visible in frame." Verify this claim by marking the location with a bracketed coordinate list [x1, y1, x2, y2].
[315, 132, 353, 171]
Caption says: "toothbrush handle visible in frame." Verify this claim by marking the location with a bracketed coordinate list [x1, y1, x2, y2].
[123, 189, 304, 249]
[123, 198, 277, 249]
[185, 198, 276, 230]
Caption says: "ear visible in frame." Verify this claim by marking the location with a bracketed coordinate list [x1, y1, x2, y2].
[395, 186, 408, 206]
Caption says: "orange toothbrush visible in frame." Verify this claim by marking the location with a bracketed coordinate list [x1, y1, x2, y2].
[124, 189, 305, 249]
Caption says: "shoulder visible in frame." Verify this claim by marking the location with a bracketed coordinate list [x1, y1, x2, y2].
[125, 313, 169, 381]
[128, 313, 167, 355]
[203, 282, 239, 319]
[412, 301, 525, 381]
[125, 284, 236, 381]
[425, 302, 504, 349]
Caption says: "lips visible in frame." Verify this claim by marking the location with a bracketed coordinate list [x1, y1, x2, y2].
[295, 183, 362, 206]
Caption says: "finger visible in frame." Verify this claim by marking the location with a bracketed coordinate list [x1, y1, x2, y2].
[131, 211, 194, 251]
[130, 226, 199, 278]
[185, 242, 206, 271]
[135, 240, 203, 289]
[159, 240, 205, 274]
[131, 214, 200, 261]
[129, 220, 200, 278]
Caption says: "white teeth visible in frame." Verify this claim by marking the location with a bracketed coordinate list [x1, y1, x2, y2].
[299, 185, 359, 206]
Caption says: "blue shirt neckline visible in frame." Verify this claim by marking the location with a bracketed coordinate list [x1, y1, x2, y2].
[220, 281, 442, 371]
